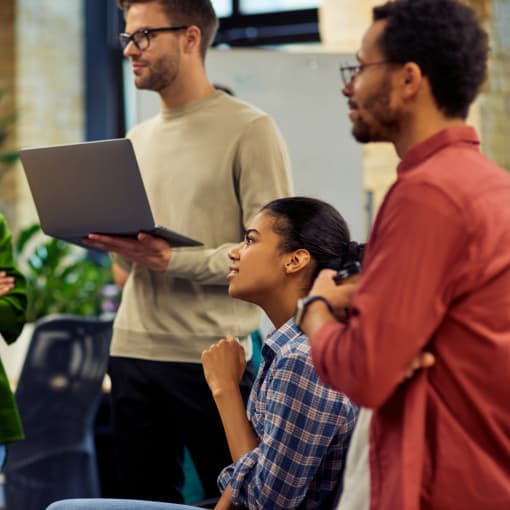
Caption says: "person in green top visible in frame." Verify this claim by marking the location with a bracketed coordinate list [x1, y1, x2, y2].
[0, 214, 27, 469]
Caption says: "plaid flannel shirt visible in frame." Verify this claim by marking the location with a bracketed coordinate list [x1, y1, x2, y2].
[218, 318, 358, 509]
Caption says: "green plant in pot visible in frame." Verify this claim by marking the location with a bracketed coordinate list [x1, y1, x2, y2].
[15, 224, 119, 322]
[0, 88, 119, 321]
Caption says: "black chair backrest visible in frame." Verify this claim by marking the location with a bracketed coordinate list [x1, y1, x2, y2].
[10, 314, 113, 463]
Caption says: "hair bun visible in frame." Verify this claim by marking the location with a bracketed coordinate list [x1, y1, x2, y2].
[346, 241, 365, 265]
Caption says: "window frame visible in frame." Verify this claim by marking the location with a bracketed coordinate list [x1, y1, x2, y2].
[215, 2, 320, 46]
[84, 1, 319, 141]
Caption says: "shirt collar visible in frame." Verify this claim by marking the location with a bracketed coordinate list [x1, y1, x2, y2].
[397, 125, 480, 176]
[262, 318, 302, 362]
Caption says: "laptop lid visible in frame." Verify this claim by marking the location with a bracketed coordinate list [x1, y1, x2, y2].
[19, 138, 201, 248]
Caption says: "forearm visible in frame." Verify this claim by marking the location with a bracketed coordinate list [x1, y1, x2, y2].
[107, 240, 233, 285]
[111, 253, 132, 274]
[213, 386, 258, 463]
[166, 244, 235, 285]
[299, 300, 337, 339]
[112, 262, 129, 287]
[215, 485, 239, 510]
[312, 304, 441, 409]
[310, 182, 467, 407]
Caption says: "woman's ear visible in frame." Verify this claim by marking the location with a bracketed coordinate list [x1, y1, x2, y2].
[285, 249, 311, 274]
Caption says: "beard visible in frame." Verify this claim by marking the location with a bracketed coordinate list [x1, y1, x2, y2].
[133, 53, 180, 92]
[351, 76, 400, 144]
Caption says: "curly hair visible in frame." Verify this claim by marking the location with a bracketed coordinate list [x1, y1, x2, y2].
[261, 197, 363, 283]
[117, 0, 219, 59]
[373, 0, 489, 119]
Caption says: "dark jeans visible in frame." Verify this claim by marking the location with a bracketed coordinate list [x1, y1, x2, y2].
[108, 357, 255, 504]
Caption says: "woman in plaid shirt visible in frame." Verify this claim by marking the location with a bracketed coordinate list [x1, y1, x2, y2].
[202, 196, 359, 510]
[47, 197, 360, 510]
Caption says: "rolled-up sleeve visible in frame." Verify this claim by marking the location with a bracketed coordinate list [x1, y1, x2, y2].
[311, 181, 467, 408]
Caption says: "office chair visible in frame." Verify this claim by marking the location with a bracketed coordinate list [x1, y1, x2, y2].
[4, 314, 113, 510]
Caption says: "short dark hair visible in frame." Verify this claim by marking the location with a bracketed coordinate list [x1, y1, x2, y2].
[373, 0, 489, 119]
[261, 197, 363, 283]
[117, 0, 219, 59]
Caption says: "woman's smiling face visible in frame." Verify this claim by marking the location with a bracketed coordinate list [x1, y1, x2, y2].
[227, 211, 289, 306]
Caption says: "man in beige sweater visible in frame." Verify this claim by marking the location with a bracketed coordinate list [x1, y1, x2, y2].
[85, 0, 292, 504]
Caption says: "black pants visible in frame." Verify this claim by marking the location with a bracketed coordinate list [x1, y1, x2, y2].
[108, 356, 255, 504]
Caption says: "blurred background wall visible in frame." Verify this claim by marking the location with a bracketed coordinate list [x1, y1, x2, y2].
[0, 0, 507, 233]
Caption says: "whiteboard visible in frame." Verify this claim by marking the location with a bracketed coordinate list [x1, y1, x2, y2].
[127, 48, 365, 240]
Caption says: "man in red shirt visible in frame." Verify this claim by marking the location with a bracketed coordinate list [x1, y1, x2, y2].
[299, 0, 510, 509]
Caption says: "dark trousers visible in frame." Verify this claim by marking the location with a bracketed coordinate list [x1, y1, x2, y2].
[108, 356, 255, 504]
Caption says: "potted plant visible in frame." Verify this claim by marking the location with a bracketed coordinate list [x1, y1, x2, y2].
[0, 225, 119, 383]
[15, 224, 119, 322]
[0, 88, 120, 379]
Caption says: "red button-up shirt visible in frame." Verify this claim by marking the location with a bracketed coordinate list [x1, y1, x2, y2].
[311, 126, 510, 510]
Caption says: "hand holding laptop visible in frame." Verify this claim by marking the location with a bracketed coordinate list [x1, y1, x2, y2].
[83, 231, 172, 272]
[19, 138, 202, 252]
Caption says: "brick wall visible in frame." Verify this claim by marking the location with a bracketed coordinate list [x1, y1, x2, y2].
[1, 1, 507, 231]
[320, 0, 506, 223]
[0, 0, 85, 232]
[0, 0, 19, 229]
[14, 0, 85, 230]
[480, 0, 510, 170]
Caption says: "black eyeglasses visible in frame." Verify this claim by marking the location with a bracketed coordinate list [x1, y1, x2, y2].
[339, 61, 395, 86]
[119, 25, 189, 51]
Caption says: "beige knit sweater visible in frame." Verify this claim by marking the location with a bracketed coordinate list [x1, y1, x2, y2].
[111, 91, 292, 363]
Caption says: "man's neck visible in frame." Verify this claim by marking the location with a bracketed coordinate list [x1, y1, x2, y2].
[159, 65, 215, 110]
[160, 82, 215, 110]
[394, 112, 466, 159]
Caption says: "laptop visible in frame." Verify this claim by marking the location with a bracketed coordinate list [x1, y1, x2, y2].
[19, 138, 202, 249]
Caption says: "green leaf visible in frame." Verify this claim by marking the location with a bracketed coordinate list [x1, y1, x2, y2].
[15, 224, 41, 254]
[0, 151, 19, 165]
[15, 222, 119, 321]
